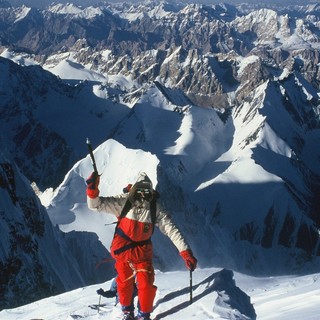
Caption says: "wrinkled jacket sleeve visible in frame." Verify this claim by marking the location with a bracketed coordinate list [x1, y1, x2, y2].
[87, 194, 127, 218]
[156, 205, 190, 252]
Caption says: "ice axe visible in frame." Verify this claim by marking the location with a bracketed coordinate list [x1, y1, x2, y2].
[86, 138, 99, 174]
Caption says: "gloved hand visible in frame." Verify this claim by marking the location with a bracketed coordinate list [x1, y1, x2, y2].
[123, 183, 132, 193]
[86, 172, 100, 199]
[180, 249, 197, 271]
[97, 288, 117, 298]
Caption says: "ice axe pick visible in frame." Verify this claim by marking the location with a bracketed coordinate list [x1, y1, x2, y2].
[86, 138, 99, 174]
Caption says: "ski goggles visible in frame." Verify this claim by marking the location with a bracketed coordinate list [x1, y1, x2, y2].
[135, 188, 153, 201]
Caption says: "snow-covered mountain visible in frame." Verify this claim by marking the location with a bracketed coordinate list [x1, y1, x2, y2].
[1, 1, 319, 107]
[45, 72, 320, 276]
[0, 0, 320, 313]
[0, 56, 130, 189]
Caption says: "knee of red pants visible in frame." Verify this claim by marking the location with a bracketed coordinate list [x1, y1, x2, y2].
[138, 284, 157, 313]
[136, 263, 157, 313]
[116, 277, 135, 307]
[115, 261, 135, 308]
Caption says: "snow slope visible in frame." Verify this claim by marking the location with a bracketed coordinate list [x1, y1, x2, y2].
[1, 267, 319, 320]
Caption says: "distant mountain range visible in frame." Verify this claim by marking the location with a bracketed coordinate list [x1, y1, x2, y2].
[0, 0, 320, 310]
[1, 1, 319, 106]
[2, 0, 99, 9]
[3, 0, 318, 9]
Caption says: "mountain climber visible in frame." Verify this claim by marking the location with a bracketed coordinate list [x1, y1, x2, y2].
[86, 171, 197, 320]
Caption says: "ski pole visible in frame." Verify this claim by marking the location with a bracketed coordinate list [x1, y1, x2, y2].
[97, 294, 101, 313]
[86, 138, 99, 174]
[190, 269, 193, 304]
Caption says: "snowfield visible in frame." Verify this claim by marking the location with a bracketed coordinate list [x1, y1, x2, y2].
[1, 268, 319, 320]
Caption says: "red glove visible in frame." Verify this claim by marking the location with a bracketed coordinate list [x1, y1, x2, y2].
[86, 172, 100, 199]
[180, 249, 197, 271]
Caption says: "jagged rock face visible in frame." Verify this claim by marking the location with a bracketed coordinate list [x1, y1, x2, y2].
[0, 157, 114, 309]
[0, 6, 121, 55]
[0, 57, 76, 189]
[0, 162, 55, 308]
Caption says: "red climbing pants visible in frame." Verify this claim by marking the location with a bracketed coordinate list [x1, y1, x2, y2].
[115, 260, 157, 313]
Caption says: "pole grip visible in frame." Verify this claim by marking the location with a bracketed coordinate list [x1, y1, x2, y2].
[86, 138, 98, 174]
